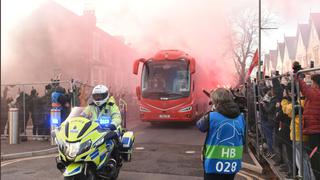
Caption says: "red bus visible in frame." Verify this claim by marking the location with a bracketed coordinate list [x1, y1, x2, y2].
[133, 50, 206, 123]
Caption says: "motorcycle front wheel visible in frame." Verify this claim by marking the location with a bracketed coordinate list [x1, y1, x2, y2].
[63, 169, 97, 180]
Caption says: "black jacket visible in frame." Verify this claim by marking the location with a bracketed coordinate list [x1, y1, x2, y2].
[261, 96, 277, 127]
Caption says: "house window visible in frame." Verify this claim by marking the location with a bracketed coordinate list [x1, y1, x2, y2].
[91, 66, 107, 86]
[92, 33, 100, 62]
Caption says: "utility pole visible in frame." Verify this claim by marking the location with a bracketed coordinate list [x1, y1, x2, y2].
[258, 0, 277, 80]
[258, 0, 262, 80]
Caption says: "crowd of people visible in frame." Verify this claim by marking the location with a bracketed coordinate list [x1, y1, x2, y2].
[246, 62, 320, 179]
[0, 80, 85, 137]
[0, 79, 132, 138]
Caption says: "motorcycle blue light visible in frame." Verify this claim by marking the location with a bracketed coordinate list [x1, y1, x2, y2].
[99, 115, 111, 125]
[50, 109, 61, 126]
[51, 118, 59, 125]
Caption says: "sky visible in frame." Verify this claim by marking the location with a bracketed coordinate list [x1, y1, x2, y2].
[2, 0, 320, 86]
[51, 0, 320, 53]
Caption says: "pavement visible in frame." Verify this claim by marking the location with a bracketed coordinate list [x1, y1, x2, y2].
[1, 139, 55, 155]
[0, 138, 57, 161]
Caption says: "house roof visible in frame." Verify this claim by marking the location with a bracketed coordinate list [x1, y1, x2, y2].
[284, 36, 297, 60]
[310, 13, 320, 39]
[277, 42, 285, 61]
[297, 24, 310, 47]
[269, 50, 278, 69]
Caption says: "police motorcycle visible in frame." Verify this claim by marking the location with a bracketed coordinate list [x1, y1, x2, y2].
[51, 107, 134, 180]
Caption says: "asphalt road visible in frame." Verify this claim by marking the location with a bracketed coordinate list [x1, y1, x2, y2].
[1, 117, 267, 180]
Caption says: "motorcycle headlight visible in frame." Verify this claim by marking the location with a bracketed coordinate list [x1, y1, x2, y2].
[55, 138, 65, 152]
[93, 137, 105, 148]
[78, 140, 92, 155]
[179, 106, 192, 112]
[65, 142, 80, 159]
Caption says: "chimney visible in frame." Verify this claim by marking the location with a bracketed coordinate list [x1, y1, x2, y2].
[83, 9, 96, 27]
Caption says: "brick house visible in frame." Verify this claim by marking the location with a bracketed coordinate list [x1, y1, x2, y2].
[2, 0, 138, 94]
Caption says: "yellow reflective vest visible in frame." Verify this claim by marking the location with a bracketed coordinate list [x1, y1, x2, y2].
[82, 96, 122, 130]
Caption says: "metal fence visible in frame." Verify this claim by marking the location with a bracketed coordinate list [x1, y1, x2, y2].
[0, 80, 94, 138]
[246, 67, 320, 179]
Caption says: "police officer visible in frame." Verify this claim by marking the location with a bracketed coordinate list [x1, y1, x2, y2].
[81, 84, 122, 130]
[81, 84, 122, 165]
[51, 80, 70, 123]
[197, 88, 245, 180]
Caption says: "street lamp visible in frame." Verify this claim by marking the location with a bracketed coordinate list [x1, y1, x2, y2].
[258, 0, 277, 80]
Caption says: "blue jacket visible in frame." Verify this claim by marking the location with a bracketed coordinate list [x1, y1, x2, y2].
[51, 91, 63, 110]
[197, 111, 245, 174]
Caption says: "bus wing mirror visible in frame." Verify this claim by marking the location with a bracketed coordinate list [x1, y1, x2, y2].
[133, 58, 145, 75]
[136, 86, 141, 100]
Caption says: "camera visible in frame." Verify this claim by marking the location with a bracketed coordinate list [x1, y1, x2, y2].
[202, 89, 247, 113]
[229, 88, 247, 113]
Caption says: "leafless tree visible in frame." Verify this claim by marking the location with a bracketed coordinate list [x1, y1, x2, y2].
[227, 9, 276, 85]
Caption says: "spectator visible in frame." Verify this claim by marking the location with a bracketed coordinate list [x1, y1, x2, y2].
[272, 83, 293, 177]
[38, 84, 53, 136]
[297, 73, 320, 179]
[197, 88, 245, 180]
[51, 80, 70, 123]
[15, 89, 31, 134]
[276, 101, 293, 177]
[269, 78, 285, 164]
[281, 86, 315, 179]
[260, 89, 276, 158]
[29, 88, 41, 136]
[1, 86, 10, 135]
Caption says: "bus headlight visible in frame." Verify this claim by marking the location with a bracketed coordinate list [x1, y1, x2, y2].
[140, 106, 150, 112]
[179, 106, 192, 112]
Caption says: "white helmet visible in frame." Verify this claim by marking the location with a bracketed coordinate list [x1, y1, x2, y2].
[92, 85, 109, 106]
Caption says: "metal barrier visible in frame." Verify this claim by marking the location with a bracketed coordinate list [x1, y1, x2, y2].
[294, 67, 320, 179]
[9, 108, 19, 144]
[1, 80, 94, 139]
[247, 67, 320, 179]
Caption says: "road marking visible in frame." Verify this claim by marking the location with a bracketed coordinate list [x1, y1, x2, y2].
[185, 150, 196, 154]
[135, 147, 145, 150]
[1, 154, 57, 167]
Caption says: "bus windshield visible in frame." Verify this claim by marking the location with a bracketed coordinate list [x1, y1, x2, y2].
[141, 59, 190, 100]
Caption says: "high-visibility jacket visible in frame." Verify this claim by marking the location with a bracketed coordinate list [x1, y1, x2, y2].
[203, 112, 245, 174]
[281, 99, 308, 142]
[81, 96, 122, 129]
